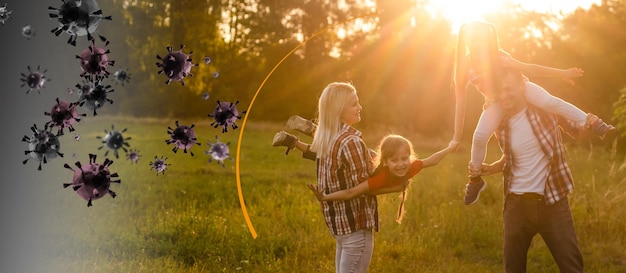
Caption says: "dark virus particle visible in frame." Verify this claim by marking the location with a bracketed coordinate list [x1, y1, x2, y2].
[0, 3, 12, 25]
[45, 97, 86, 136]
[202, 56, 211, 65]
[21, 24, 35, 39]
[149, 155, 170, 176]
[96, 124, 131, 159]
[204, 135, 231, 168]
[74, 78, 114, 115]
[22, 124, 63, 171]
[201, 92, 210, 100]
[77, 38, 115, 80]
[155, 44, 198, 86]
[212, 71, 219, 78]
[112, 68, 131, 86]
[126, 149, 141, 164]
[63, 153, 120, 207]
[165, 120, 201, 156]
[20, 65, 50, 94]
[208, 100, 247, 133]
[48, 0, 112, 46]
[74, 133, 81, 141]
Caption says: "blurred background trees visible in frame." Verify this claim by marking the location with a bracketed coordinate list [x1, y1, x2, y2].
[101, 0, 626, 141]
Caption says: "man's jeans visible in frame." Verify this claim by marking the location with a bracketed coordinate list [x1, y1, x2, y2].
[504, 194, 583, 273]
[333, 229, 374, 273]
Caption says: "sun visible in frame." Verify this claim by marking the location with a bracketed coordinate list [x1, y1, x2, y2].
[425, 0, 505, 33]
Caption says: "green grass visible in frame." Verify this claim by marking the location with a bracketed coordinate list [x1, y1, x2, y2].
[27, 116, 626, 272]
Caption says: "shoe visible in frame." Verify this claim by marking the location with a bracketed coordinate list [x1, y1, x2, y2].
[287, 115, 316, 137]
[272, 131, 298, 155]
[464, 176, 487, 205]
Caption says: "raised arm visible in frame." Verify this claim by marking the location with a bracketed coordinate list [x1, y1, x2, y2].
[422, 141, 457, 167]
[453, 59, 469, 143]
[507, 56, 583, 85]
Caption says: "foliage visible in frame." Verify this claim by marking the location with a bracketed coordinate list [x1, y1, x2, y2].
[613, 86, 626, 137]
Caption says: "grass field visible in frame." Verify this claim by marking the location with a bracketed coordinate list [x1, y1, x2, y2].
[17, 115, 626, 273]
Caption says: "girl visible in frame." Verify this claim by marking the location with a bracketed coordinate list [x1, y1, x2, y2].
[452, 21, 615, 205]
[308, 134, 456, 223]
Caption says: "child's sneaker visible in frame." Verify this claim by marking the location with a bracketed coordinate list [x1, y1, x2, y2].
[272, 131, 298, 155]
[464, 176, 487, 205]
[586, 114, 616, 140]
[287, 115, 316, 137]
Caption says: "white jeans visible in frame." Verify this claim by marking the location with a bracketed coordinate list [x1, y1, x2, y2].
[470, 81, 587, 175]
[333, 229, 374, 273]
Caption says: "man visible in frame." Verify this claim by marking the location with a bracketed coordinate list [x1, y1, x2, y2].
[479, 67, 603, 273]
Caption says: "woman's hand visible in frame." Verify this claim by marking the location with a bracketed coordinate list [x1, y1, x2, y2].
[307, 184, 326, 201]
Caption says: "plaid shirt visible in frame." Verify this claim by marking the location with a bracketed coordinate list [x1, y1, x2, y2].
[496, 105, 582, 205]
[316, 123, 378, 235]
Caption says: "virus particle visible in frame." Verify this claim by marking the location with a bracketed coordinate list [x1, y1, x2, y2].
[126, 149, 141, 164]
[203, 56, 211, 65]
[76, 38, 115, 80]
[20, 65, 50, 94]
[63, 153, 120, 207]
[74, 78, 114, 115]
[155, 44, 198, 86]
[0, 3, 12, 25]
[45, 97, 86, 136]
[149, 155, 170, 176]
[74, 133, 80, 141]
[96, 124, 131, 159]
[112, 68, 131, 86]
[48, 0, 112, 46]
[212, 71, 219, 78]
[21, 24, 35, 39]
[201, 92, 210, 100]
[204, 135, 231, 168]
[22, 124, 64, 171]
[208, 100, 247, 133]
[165, 120, 201, 156]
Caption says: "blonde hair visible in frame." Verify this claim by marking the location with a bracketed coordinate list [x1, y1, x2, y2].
[373, 134, 416, 224]
[310, 82, 358, 158]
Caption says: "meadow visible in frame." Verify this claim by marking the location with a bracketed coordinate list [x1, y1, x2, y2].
[23, 115, 626, 273]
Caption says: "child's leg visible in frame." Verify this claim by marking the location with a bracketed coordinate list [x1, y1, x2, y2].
[470, 102, 505, 176]
[524, 81, 587, 125]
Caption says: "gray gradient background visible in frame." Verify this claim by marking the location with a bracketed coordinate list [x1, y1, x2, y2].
[0, 1, 123, 272]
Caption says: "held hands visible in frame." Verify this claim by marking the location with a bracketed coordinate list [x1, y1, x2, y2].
[307, 184, 326, 201]
[561, 67, 584, 85]
[448, 139, 461, 152]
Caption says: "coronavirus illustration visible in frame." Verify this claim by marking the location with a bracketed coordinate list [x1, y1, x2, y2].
[97, 124, 131, 159]
[74, 78, 114, 115]
[45, 97, 86, 136]
[63, 153, 120, 207]
[77, 38, 115, 80]
[155, 44, 198, 86]
[126, 149, 141, 164]
[22, 124, 64, 171]
[20, 65, 50, 94]
[48, 0, 112, 46]
[21, 24, 35, 39]
[165, 120, 201, 156]
[208, 100, 247, 133]
[205, 135, 231, 168]
[0, 3, 12, 25]
[112, 68, 131, 86]
[149, 155, 170, 176]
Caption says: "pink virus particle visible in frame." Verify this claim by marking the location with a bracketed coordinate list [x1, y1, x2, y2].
[112, 68, 131, 86]
[22, 123, 64, 171]
[204, 135, 231, 168]
[0, 3, 12, 25]
[97, 124, 131, 159]
[63, 153, 120, 207]
[76, 38, 115, 80]
[45, 97, 86, 136]
[126, 149, 141, 164]
[149, 155, 170, 176]
[74, 78, 114, 115]
[165, 120, 201, 156]
[208, 100, 247, 133]
[155, 44, 198, 86]
[20, 65, 50, 94]
[21, 24, 35, 39]
[48, 0, 112, 46]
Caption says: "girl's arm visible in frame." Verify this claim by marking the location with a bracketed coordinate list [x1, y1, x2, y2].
[367, 179, 408, 195]
[453, 58, 469, 143]
[307, 182, 371, 201]
[507, 57, 583, 85]
[421, 141, 457, 167]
